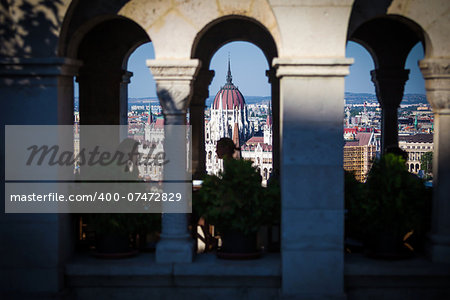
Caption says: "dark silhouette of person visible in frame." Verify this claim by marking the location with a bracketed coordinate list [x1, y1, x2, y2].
[216, 137, 240, 159]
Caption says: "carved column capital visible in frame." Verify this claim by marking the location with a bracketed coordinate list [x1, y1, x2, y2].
[419, 58, 450, 114]
[121, 71, 133, 84]
[272, 57, 354, 78]
[266, 68, 277, 84]
[370, 68, 410, 108]
[147, 59, 201, 116]
[195, 69, 215, 87]
[191, 69, 215, 106]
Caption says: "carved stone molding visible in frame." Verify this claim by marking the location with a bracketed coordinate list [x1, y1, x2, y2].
[419, 59, 450, 114]
[147, 59, 201, 81]
[419, 58, 450, 79]
[0, 57, 82, 77]
[147, 59, 201, 115]
[272, 57, 354, 77]
[266, 68, 276, 83]
[121, 71, 133, 84]
[370, 69, 410, 108]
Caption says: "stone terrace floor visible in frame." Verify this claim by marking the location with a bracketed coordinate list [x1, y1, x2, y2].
[65, 252, 450, 300]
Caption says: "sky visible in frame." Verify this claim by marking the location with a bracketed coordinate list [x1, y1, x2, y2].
[345, 41, 425, 94]
[75, 40, 426, 98]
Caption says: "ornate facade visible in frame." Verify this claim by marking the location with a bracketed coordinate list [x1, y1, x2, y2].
[205, 59, 253, 175]
[399, 133, 434, 174]
[241, 106, 273, 185]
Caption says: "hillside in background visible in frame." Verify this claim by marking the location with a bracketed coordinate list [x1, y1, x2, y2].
[74, 93, 428, 110]
[344, 93, 427, 105]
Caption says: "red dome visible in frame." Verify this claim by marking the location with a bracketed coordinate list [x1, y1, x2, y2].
[212, 57, 246, 110]
[212, 83, 245, 110]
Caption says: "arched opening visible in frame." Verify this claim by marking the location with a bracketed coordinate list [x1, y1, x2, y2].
[203, 42, 271, 178]
[345, 15, 433, 257]
[190, 16, 280, 255]
[63, 15, 158, 253]
[190, 16, 279, 181]
[190, 17, 280, 179]
[349, 16, 426, 153]
[74, 17, 150, 126]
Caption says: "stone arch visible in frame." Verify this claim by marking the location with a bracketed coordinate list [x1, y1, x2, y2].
[68, 16, 150, 125]
[348, 15, 428, 153]
[111, 0, 281, 59]
[192, 15, 278, 67]
[190, 15, 279, 179]
[58, 0, 132, 58]
[349, 15, 428, 69]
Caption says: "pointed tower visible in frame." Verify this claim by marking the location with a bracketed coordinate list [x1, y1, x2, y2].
[264, 102, 273, 146]
[266, 102, 273, 127]
[232, 122, 240, 148]
[147, 104, 153, 125]
[206, 54, 253, 174]
[226, 53, 233, 84]
[232, 122, 241, 159]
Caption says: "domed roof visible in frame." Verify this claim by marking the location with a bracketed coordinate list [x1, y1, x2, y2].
[212, 58, 245, 110]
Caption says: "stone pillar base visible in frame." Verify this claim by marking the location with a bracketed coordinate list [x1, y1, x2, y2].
[156, 235, 194, 263]
[428, 234, 450, 264]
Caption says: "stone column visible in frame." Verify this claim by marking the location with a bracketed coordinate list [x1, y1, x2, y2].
[273, 57, 353, 299]
[191, 70, 214, 180]
[371, 69, 410, 153]
[120, 71, 133, 139]
[266, 68, 280, 177]
[0, 57, 81, 295]
[120, 71, 133, 125]
[419, 58, 450, 263]
[147, 59, 201, 263]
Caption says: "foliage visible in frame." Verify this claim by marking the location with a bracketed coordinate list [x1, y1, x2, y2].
[194, 158, 280, 236]
[420, 151, 433, 175]
[346, 153, 431, 248]
[344, 171, 367, 241]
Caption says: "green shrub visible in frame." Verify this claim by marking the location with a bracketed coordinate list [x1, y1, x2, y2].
[346, 153, 431, 251]
[195, 158, 279, 235]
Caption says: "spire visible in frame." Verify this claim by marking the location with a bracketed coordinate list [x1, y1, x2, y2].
[147, 104, 153, 125]
[232, 122, 240, 158]
[226, 53, 232, 84]
[266, 102, 273, 127]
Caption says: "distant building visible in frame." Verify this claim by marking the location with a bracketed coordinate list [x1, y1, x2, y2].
[137, 106, 165, 181]
[343, 132, 377, 182]
[205, 58, 253, 175]
[399, 133, 433, 174]
[241, 109, 273, 185]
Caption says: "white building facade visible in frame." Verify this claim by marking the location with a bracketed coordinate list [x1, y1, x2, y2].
[205, 59, 253, 175]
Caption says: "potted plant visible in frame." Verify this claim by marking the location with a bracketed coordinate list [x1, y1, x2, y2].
[84, 213, 161, 258]
[194, 158, 279, 259]
[346, 153, 431, 259]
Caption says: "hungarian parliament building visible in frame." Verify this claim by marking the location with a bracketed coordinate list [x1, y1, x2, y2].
[205, 60, 273, 185]
[120, 60, 273, 184]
